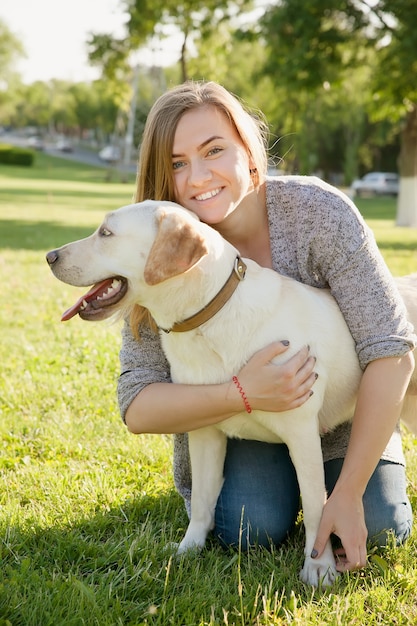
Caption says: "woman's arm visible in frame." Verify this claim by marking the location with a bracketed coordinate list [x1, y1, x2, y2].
[125, 341, 317, 434]
[312, 351, 415, 571]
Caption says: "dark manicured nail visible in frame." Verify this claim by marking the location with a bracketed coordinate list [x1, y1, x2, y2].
[281, 340, 290, 346]
[311, 549, 318, 559]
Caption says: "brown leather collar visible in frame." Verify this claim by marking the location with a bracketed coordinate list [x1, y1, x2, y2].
[160, 256, 247, 333]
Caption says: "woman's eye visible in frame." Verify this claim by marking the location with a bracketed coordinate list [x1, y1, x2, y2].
[100, 227, 112, 237]
[207, 146, 222, 157]
[173, 161, 185, 170]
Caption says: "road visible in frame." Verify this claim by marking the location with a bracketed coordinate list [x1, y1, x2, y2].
[1, 131, 137, 174]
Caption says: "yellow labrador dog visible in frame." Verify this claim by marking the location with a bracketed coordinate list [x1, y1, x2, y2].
[46, 200, 417, 587]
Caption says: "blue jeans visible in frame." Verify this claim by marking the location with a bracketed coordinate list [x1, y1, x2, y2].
[214, 439, 413, 549]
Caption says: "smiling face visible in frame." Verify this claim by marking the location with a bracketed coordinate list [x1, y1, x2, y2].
[171, 105, 254, 225]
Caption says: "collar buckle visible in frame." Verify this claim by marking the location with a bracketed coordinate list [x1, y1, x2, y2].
[234, 256, 246, 281]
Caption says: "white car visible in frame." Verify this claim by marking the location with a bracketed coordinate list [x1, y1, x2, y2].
[351, 172, 399, 197]
[27, 135, 45, 150]
[98, 145, 121, 163]
[56, 138, 73, 152]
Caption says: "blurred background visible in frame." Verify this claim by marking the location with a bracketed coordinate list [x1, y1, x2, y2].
[1, 0, 416, 222]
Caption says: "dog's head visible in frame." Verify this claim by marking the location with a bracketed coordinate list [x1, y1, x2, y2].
[46, 200, 209, 322]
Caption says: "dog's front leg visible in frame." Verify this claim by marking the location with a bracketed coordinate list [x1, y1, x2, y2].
[178, 427, 227, 553]
[285, 421, 337, 587]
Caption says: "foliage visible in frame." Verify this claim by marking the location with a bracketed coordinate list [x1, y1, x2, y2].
[369, 0, 417, 108]
[88, 0, 254, 82]
[250, 0, 417, 179]
[0, 19, 26, 123]
[0, 143, 34, 166]
[0, 18, 24, 79]
[3, 1, 417, 185]
[259, 0, 366, 92]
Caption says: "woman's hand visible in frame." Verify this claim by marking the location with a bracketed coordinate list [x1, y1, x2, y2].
[235, 341, 318, 412]
[126, 340, 317, 435]
[310, 355, 414, 573]
[311, 486, 368, 572]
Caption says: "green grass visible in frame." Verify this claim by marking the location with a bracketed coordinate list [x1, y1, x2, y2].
[354, 196, 417, 275]
[0, 155, 416, 625]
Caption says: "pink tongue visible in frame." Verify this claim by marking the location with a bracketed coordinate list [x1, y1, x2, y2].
[61, 278, 115, 321]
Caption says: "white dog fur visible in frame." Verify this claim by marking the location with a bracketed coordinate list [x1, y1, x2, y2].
[47, 200, 417, 587]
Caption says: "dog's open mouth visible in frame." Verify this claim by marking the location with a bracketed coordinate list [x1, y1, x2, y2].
[61, 277, 128, 321]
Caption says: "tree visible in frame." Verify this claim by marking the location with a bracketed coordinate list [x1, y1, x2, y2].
[257, 0, 417, 223]
[368, 0, 417, 225]
[88, 0, 254, 83]
[0, 19, 25, 125]
[0, 19, 24, 78]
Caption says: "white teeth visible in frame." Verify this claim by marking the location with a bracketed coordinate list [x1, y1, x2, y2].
[80, 300, 87, 310]
[195, 188, 221, 201]
[97, 279, 122, 301]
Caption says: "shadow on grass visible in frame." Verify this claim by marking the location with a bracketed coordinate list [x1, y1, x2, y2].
[0, 219, 97, 251]
[0, 490, 191, 623]
[377, 240, 417, 252]
[355, 197, 397, 221]
[0, 489, 310, 625]
[0, 186, 134, 201]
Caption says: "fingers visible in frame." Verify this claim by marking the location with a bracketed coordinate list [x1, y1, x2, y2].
[237, 341, 318, 413]
[251, 340, 292, 363]
[334, 545, 367, 573]
[312, 494, 368, 574]
[257, 341, 317, 381]
[312, 543, 367, 573]
[273, 344, 317, 407]
[310, 514, 333, 562]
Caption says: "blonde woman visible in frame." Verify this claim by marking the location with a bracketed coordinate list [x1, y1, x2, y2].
[118, 81, 415, 572]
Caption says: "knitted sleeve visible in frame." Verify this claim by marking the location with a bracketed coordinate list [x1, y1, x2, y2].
[117, 321, 171, 423]
[266, 176, 416, 369]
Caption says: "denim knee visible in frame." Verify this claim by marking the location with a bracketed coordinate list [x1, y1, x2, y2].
[213, 440, 300, 549]
[325, 458, 413, 546]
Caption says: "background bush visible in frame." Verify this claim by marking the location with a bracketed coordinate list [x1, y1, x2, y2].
[0, 143, 34, 166]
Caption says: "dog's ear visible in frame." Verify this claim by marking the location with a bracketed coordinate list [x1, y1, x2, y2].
[144, 210, 209, 285]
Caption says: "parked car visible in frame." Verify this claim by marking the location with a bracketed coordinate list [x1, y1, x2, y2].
[99, 145, 121, 163]
[56, 138, 73, 152]
[351, 172, 399, 197]
[27, 135, 45, 151]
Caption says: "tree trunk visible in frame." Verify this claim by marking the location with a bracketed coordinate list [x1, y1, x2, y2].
[180, 32, 188, 83]
[396, 105, 417, 226]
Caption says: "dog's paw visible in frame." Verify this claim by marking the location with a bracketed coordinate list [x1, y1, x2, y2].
[164, 542, 180, 553]
[177, 537, 205, 555]
[176, 522, 209, 554]
[163, 540, 203, 557]
[300, 555, 338, 587]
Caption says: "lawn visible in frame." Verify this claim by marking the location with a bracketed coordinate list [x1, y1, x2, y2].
[0, 154, 416, 625]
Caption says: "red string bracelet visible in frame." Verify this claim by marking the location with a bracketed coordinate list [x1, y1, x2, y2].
[232, 375, 252, 413]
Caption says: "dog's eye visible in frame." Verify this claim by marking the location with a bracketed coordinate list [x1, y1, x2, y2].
[99, 227, 112, 237]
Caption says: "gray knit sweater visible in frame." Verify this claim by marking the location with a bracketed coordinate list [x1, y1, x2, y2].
[118, 176, 416, 510]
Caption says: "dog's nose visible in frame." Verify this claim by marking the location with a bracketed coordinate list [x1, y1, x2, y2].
[46, 250, 59, 266]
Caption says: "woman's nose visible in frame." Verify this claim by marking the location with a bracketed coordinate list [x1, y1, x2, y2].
[188, 160, 212, 186]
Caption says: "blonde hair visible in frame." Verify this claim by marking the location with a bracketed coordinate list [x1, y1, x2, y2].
[131, 80, 269, 337]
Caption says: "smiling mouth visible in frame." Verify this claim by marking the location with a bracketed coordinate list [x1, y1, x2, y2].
[61, 277, 128, 321]
[194, 188, 222, 201]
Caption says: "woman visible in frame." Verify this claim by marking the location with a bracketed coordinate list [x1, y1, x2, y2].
[118, 81, 415, 573]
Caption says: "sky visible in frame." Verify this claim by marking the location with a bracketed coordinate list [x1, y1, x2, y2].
[1, 0, 176, 83]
